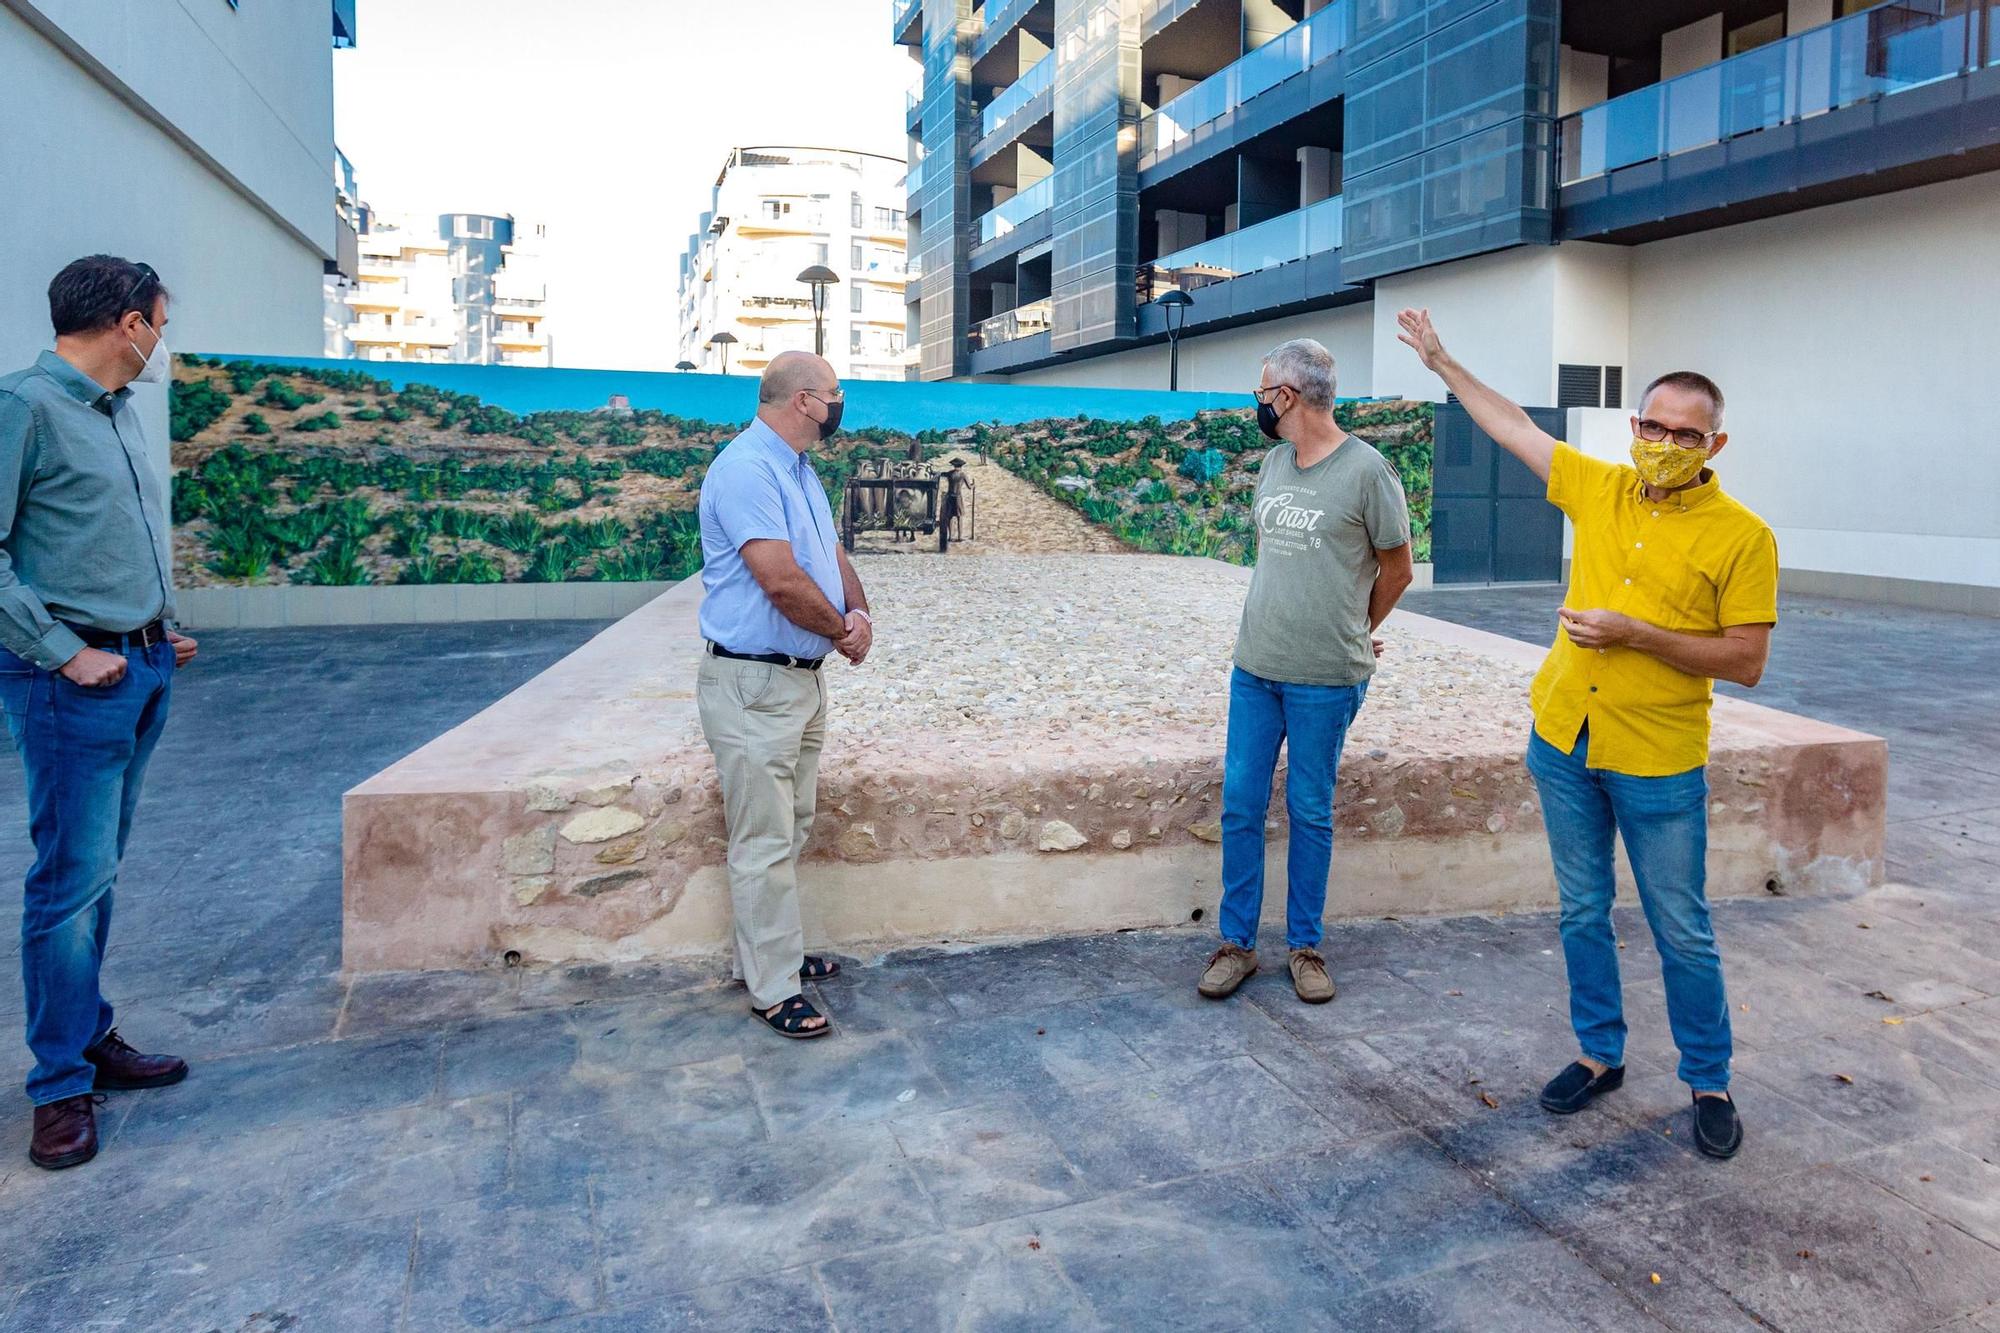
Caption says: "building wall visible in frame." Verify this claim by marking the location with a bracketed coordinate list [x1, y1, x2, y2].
[998, 303, 1374, 396]
[0, 2, 333, 374]
[1372, 245, 1562, 406]
[1626, 171, 2000, 593]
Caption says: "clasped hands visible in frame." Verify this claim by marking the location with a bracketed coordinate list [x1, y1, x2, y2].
[834, 611, 872, 666]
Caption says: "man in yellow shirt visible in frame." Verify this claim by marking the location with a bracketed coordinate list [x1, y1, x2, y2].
[1397, 308, 1779, 1160]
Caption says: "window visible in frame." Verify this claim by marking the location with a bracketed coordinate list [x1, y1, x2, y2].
[874, 206, 904, 230]
[761, 199, 790, 220]
[851, 192, 864, 227]
[850, 284, 864, 312]
[850, 327, 864, 353]
[851, 242, 864, 270]
[815, 243, 829, 264]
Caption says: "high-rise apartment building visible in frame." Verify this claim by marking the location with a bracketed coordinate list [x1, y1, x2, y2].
[678, 146, 915, 380]
[898, 0, 2000, 608]
[3, 0, 357, 374]
[327, 209, 553, 367]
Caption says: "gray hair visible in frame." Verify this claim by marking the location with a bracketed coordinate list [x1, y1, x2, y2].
[1262, 338, 1336, 410]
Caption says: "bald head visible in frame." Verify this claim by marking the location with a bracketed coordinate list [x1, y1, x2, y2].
[754, 350, 844, 450]
[759, 351, 837, 404]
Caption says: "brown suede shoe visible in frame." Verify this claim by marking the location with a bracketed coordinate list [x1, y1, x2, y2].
[1198, 944, 1258, 999]
[31, 1094, 103, 1170]
[1289, 948, 1336, 1004]
[85, 1029, 188, 1091]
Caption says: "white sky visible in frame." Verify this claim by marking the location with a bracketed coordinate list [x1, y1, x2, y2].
[334, 0, 915, 371]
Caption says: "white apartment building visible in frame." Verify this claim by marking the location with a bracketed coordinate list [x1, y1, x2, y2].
[2, 0, 354, 380]
[326, 208, 553, 367]
[678, 146, 914, 381]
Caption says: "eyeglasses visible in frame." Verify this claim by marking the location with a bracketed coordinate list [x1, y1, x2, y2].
[803, 389, 844, 405]
[1252, 384, 1297, 404]
[123, 262, 160, 321]
[1635, 417, 1717, 450]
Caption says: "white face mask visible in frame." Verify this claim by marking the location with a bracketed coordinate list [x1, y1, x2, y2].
[128, 318, 169, 384]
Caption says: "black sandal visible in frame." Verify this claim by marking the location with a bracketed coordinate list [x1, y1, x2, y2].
[753, 995, 831, 1040]
[801, 955, 841, 981]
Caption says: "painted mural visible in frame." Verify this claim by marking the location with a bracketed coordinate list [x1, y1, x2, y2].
[168, 355, 1433, 586]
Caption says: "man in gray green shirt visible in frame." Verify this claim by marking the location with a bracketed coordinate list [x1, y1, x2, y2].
[1, 256, 198, 1170]
[1199, 338, 1414, 1006]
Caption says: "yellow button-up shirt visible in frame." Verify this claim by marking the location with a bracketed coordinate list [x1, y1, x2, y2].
[1531, 444, 1779, 777]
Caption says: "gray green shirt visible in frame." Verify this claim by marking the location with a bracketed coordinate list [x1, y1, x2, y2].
[1233, 435, 1411, 687]
[0, 352, 176, 669]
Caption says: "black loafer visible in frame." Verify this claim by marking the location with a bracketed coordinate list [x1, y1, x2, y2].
[1539, 1061, 1625, 1115]
[1692, 1093, 1743, 1159]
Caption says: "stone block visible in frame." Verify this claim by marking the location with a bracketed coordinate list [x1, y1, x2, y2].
[343, 556, 1887, 972]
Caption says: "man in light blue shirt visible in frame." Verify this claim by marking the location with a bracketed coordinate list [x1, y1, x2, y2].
[696, 352, 872, 1040]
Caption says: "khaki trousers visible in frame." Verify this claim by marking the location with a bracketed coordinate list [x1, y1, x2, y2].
[696, 652, 828, 1009]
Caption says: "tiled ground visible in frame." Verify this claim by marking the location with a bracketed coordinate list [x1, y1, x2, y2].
[0, 594, 1996, 1331]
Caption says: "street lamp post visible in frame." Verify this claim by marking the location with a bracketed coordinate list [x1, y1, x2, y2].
[797, 264, 841, 358]
[708, 331, 737, 374]
[1156, 289, 1193, 392]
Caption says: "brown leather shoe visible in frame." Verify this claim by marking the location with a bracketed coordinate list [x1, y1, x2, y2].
[85, 1029, 188, 1091]
[31, 1094, 103, 1170]
[1290, 948, 1336, 1004]
[1198, 944, 1258, 999]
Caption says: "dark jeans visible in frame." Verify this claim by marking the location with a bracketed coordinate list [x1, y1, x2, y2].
[1218, 666, 1368, 952]
[1525, 724, 1731, 1092]
[0, 640, 173, 1105]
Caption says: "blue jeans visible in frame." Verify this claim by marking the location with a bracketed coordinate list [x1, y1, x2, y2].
[0, 640, 174, 1105]
[1525, 725, 1731, 1093]
[1218, 666, 1367, 952]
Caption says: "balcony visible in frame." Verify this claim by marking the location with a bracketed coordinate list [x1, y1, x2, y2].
[493, 297, 546, 320]
[494, 325, 549, 350]
[980, 52, 1054, 141]
[1140, 2, 1348, 170]
[1146, 194, 1343, 295]
[975, 176, 1053, 244]
[1561, 3, 1994, 185]
[902, 158, 927, 198]
[1140, 0, 1201, 43]
[348, 322, 454, 349]
[892, 0, 920, 44]
[969, 299, 1052, 350]
[973, 0, 1038, 60]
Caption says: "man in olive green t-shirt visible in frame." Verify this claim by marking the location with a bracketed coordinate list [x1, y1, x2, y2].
[1200, 338, 1415, 1006]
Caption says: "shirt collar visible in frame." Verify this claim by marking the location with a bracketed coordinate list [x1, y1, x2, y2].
[745, 415, 809, 469]
[1633, 467, 1721, 512]
[36, 350, 128, 416]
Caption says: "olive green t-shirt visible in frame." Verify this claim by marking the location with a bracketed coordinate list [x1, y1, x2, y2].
[1233, 436, 1412, 687]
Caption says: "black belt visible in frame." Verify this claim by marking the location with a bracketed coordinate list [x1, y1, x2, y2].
[707, 643, 824, 671]
[68, 619, 168, 650]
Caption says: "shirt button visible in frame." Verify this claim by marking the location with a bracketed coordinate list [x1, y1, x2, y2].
[1652, 511, 1660, 518]
[1598, 649, 1606, 655]
[1589, 686, 1598, 693]
[1635, 542, 1643, 549]
[1624, 578, 1633, 586]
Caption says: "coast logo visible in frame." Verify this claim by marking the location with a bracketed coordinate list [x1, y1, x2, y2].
[1256, 491, 1326, 535]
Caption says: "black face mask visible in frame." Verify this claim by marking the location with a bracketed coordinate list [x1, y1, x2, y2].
[1256, 394, 1285, 441]
[811, 396, 844, 441]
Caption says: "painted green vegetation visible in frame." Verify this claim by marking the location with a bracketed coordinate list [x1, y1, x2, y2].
[169, 358, 1433, 585]
[979, 401, 1435, 564]
[168, 358, 921, 587]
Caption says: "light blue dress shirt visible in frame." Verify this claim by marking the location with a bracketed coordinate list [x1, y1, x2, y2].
[697, 417, 845, 660]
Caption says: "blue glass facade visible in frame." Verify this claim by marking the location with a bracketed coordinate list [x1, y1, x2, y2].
[1339, 0, 1559, 281]
[1048, 0, 1142, 354]
[916, 0, 977, 380]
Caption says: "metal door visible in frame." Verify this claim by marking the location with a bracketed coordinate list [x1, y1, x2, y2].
[1431, 401, 1565, 584]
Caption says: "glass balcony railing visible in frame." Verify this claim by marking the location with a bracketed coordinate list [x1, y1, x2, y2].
[891, 0, 920, 36]
[1141, 1, 1348, 165]
[902, 158, 926, 197]
[1148, 194, 1343, 293]
[1559, 1, 1991, 185]
[970, 298, 1052, 350]
[975, 176, 1053, 244]
[981, 52, 1054, 139]
[977, 0, 1037, 55]
[1140, 0, 1201, 41]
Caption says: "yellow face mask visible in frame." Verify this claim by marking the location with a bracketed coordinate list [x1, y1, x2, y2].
[1629, 436, 1709, 490]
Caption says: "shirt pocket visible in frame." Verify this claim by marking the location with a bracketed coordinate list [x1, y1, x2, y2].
[1655, 558, 1721, 632]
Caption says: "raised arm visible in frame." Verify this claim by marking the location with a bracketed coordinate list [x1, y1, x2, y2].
[1395, 308, 1560, 483]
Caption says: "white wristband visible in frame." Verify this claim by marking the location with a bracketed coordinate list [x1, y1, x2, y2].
[849, 609, 872, 625]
